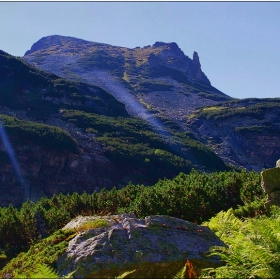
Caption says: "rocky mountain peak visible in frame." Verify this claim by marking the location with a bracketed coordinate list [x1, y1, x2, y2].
[24, 35, 63, 55]
[0, 50, 10, 56]
[24, 35, 99, 56]
[152, 41, 185, 57]
[189, 51, 210, 85]
[152, 41, 180, 50]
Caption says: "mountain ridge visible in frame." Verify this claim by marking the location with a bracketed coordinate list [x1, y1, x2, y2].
[21, 35, 280, 172]
[22, 35, 231, 130]
[23, 35, 218, 89]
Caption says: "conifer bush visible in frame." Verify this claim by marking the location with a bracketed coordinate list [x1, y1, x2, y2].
[0, 170, 265, 262]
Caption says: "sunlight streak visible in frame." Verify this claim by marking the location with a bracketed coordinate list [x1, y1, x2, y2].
[0, 120, 30, 201]
[87, 69, 199, 163]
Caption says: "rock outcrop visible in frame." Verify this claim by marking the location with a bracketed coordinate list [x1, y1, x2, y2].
[190, 51, 210, 85]
[57, 214, 225, 278]
[261, 159, 280, 208]
[187, 98, 280, 171]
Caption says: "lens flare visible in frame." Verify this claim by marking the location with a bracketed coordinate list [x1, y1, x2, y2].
[0, 119, 30, 201]
[87, 70, 200, 163]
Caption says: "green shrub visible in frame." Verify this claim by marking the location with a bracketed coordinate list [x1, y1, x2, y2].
[61, 109, 228, 179]
[0, 229, 76, 278]
[191, 99, 280, 121]
[0, 114, 78, 153]
[0, 170, 265, 262]
[233, 198, 268, 219]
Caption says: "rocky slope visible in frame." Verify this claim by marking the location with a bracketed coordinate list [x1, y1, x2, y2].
[0, 50, 129, 206]
[22, 35, 280, 172]
[187, 98, 280, 171]
[0, 49, 228, 207]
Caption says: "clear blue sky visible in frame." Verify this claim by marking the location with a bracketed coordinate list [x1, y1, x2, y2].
[1, 1, 280, 99]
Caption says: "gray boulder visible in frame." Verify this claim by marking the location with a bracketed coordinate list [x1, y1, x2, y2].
[261, 159, 280, 208]
[57, 214, 225, 278]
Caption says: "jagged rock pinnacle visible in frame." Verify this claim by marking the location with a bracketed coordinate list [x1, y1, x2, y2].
[193, 51, 201, 68]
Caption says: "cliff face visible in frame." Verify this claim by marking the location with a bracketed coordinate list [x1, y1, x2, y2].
[0, 134, 122, 207]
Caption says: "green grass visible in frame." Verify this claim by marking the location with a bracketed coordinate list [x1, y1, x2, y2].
[76, 219, 109, 232]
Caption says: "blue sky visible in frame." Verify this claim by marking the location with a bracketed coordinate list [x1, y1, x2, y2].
[1, 1, 280, 99]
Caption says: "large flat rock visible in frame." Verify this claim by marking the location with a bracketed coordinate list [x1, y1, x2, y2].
[58, 214, 225, 278]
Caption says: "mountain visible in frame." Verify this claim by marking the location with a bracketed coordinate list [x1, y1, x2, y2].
[21, 35, 280, 173]
[0, 49, 128, 206]
[0, 49, 127, 118]
[22, 35, 231, 130]
[0, 48, 228, 207]
[1, 35, 280, 206]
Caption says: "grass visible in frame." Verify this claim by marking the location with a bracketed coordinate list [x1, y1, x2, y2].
[76, 219, 109, 232]
[0, 114, 79, 153]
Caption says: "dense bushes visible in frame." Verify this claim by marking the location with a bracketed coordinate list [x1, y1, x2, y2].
[0, 169, 265, 260]
[122, 169, 264, 222]
[62, 109, 228, 180]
